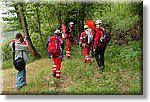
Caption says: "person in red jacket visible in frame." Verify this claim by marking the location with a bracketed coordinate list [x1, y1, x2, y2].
[47, 30, 63, 79]
[93, 20, 107, 71]
[79, 25, 93, 63]
[65, 22, 74, 58]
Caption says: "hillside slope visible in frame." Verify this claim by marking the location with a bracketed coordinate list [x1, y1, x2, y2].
[2, 41, 142, 95]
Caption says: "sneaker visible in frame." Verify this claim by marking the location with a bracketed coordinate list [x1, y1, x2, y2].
[16, 86, 22, 90]
[23, 83, 27, 87]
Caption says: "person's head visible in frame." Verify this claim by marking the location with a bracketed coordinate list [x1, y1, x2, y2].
[54, 30, 61, 36]
[69, 22, 74, 27]
[95, 20, 102, 28]
[16, 33, 23, 41]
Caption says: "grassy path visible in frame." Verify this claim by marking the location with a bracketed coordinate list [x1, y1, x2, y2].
[2, 42, 142, 95]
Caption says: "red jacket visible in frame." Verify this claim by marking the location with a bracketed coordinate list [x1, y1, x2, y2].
[65, 27, 73, 38]
[79, 31, 86, 44]
[94, 26, 106, 47]
[79, 31, 91, 48]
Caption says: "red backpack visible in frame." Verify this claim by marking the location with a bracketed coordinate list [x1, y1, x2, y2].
[48, 36, 60, 54]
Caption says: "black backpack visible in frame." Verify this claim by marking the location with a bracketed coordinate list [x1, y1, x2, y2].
[101, 28, 111, 44]
[13, 42, 26, 71]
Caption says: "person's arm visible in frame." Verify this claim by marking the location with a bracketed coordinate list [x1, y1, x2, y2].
[59, 37, 63, 47]
[65, 27, 72, 38]
[79, 32, 84, 47]
[10, 39, 16, 49]
[94, 28, 100, 48]
[16, 39, 28, 50]
[100, 26, 106, 34]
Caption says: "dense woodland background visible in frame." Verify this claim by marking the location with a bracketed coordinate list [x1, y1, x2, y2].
[0, 1, 143, 94]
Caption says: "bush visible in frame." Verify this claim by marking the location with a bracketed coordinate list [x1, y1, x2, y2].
[1, 39, 13, 69]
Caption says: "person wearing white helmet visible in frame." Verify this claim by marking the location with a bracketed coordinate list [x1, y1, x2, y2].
[54, 30, 61, 34]
[64, 22, 74, 58]
[93, 19, 107, 71]
[47, 30, 63, 79]
[69, 22, 74, 25]
[95, 20, 103, 29]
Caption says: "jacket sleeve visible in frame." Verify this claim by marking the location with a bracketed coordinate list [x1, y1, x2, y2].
[59, 38, 63, 47]
[100, 26, 106, 34]
[16, 40, 28, 50]
[79, 32, 84, 45]
[65, 27, 72, 38]
[94, 28, 100, 47]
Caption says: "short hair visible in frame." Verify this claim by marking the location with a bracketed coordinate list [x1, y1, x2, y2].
[15, 33, 22, 39]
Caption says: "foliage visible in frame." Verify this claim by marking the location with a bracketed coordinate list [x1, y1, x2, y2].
[1, 1, 143, 68]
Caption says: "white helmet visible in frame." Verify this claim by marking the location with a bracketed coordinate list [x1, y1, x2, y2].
[95, 20, 102, 25]
[69, 22, 74, 25]
[54, 30, 60, 34]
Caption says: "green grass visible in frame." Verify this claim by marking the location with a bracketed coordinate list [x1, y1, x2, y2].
[2, 41, 142, 95]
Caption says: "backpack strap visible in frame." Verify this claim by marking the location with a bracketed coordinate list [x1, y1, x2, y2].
[12, 42, 15, 61]
[54, 35, 59, 50]
[12, 42, 24, 61]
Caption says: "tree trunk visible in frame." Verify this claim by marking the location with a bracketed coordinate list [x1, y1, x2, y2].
[17, 3, 40, 59]
[36, 4, 45, 50]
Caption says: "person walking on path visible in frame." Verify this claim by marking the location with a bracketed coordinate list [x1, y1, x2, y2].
[93, 20, 107, 71]
[47, 30, 63, 79]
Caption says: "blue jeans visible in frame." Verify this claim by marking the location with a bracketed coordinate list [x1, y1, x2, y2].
[16, 67, 26, 88]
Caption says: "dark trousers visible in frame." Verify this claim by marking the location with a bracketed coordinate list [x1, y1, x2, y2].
[94, 45, 106, 68]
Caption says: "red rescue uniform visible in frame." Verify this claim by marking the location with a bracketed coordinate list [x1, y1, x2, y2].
[65, 27, 73, 58]
[51, 35, 63, 79]
[79, 31, 91, 63]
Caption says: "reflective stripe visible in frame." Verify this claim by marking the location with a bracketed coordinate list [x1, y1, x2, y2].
[80, 37, 83, 39]
[52, 68, 56, 71]
[86, 56, 89, 58]
[66, 51, 71, 54]
[56, 74, 60, 76]
[53, 65, 56, 67]
[56, 70, 60, 73]
[86, 58, 90, 60]
[66, 54, 70, 56]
